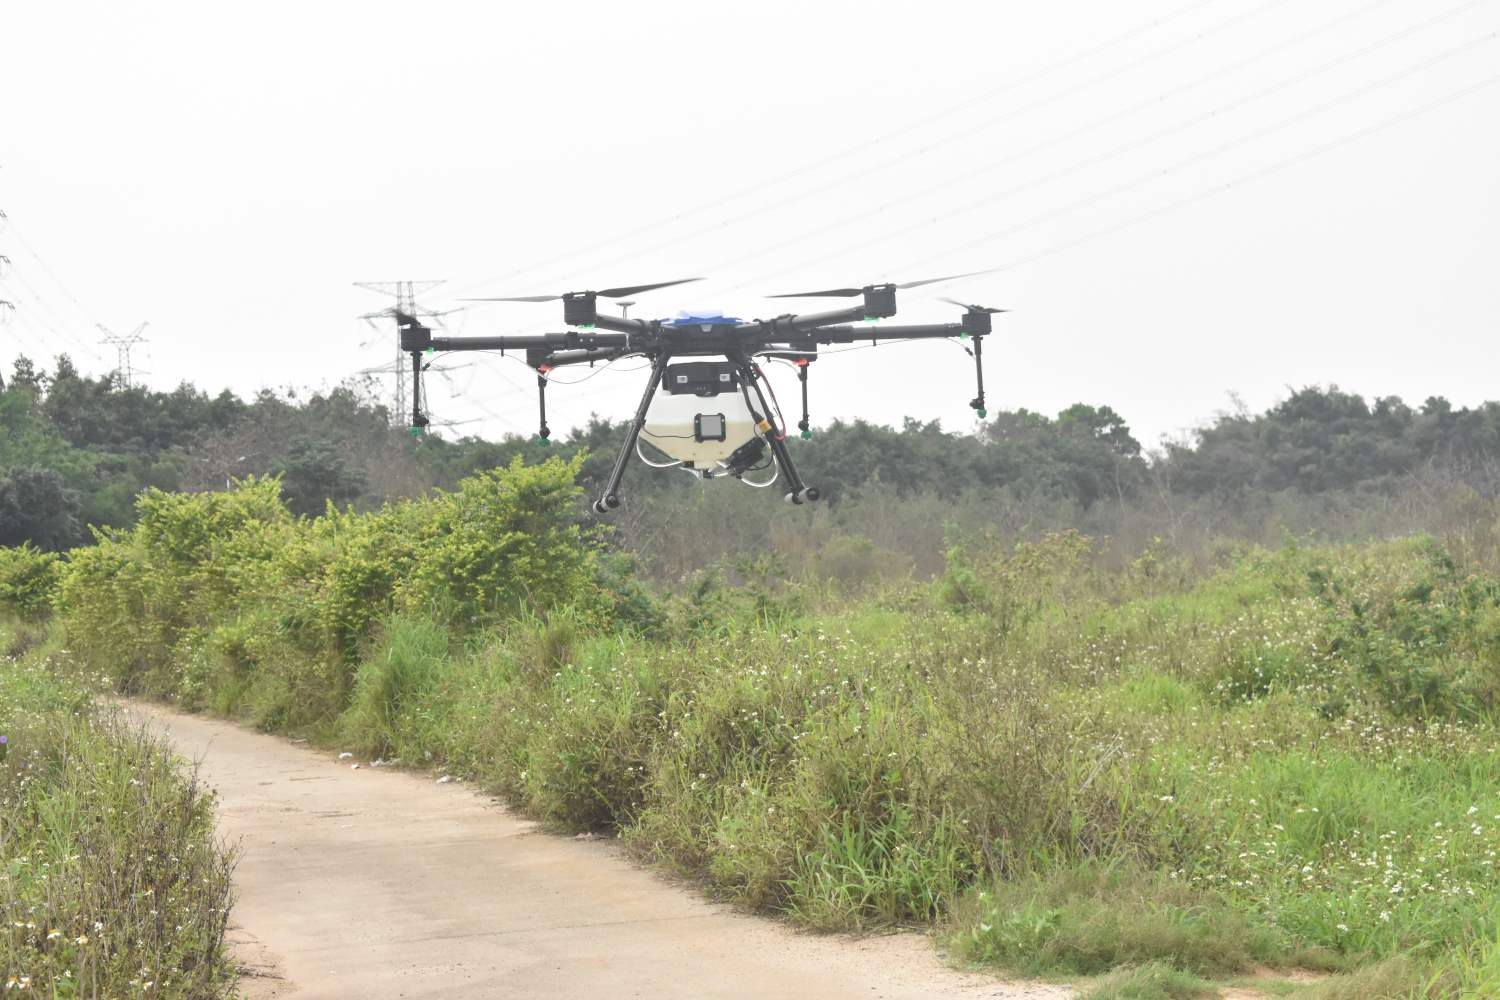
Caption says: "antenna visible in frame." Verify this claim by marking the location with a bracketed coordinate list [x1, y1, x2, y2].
[354, 280, 449, 426]
[98, 321, 149, 388]
[616, 300, 635, 318]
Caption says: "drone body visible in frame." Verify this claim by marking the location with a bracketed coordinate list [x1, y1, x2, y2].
[395, 276, 1004, 513]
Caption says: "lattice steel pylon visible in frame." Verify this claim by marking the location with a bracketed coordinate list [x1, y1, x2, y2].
[0, 209, 11, 321]
[98, 321, 149, 388]
[354, 280, 449, 427]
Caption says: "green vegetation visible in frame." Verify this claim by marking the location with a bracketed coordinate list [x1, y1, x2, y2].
[7, 451, 1500, 996]
[0, 621, 236, 998]
[7, 352, 1500, 572]
[10, 360, 1500, 995]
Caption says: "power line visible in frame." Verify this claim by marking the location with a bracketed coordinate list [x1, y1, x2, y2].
[896, 67, 1500, 287]
[476, 0, 1310, 307]
[737, 25, 1500, 294]
[442, 0, 1232, 300]
[4, 266, 110, 362]
[0, 212, 114, 367]
[450, 0, 1465, 346]
[695, 0, 1472, 288]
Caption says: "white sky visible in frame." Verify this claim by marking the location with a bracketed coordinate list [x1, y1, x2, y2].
[2, 0, 1497, 449]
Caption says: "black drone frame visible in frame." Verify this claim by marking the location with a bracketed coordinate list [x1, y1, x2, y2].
[396, 279, 1001, 514]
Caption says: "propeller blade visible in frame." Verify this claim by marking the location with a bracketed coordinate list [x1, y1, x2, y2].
[766, 287, 865, 299]
[769, 269, 1000, 298]
[898, 268, 996, 290]
[595, 277, 703, 299]
[938, 297, 1009, 314]
[461, 277, 702, 304]
[460, 294, 561, 303]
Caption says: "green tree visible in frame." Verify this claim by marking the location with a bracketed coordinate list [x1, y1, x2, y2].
[276, 435, 370, 516]
[0, 466, 83, 550]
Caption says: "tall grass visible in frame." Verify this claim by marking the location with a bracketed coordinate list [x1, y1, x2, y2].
[373, 536, 1500, 994]
[0, 622, 236, 998]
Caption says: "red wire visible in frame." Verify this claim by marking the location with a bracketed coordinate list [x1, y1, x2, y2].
[753, 364, 788, 441]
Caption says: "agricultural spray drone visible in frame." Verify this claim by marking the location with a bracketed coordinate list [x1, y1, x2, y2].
[396, 276, 1004, 514]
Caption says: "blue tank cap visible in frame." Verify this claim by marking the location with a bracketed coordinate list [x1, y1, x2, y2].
[666, 311, 742, 327]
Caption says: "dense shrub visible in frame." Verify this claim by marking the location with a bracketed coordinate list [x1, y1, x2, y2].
[51, 455, 619, 727]
[0, 543, 60, 619]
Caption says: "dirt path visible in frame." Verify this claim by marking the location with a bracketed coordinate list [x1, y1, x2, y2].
[132, 703, 1071, 1000]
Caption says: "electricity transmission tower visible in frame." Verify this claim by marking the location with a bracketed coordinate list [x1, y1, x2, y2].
[354, 279, 450, 427]
[0, 209, 12, 320]
[98, 322, 149, 387]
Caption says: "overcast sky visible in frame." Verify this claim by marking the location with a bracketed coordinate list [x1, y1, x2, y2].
[2, 0, 1497, 449]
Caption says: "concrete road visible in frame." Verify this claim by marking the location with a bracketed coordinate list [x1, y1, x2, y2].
[135, 703, 1071, 1000]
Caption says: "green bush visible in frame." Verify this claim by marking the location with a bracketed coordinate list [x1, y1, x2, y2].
[54, 456, 619, 723]
[0, 544, 61, 619]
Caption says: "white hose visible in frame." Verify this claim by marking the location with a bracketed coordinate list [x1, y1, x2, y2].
[635, 438, 682, 469]
[735, 453, 780, 488]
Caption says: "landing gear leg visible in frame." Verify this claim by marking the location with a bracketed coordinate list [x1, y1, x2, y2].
[736, 358, 819, 505]
[593, 352, 670, 515]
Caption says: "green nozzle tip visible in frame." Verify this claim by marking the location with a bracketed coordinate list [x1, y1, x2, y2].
[959, 332, 970, 341]
[425, 346, 435, 355]
[976, 408, 988, 419]
[537, 437, 550, 447]
[801, 430, 812, 440]
[410, 426, 425, 437]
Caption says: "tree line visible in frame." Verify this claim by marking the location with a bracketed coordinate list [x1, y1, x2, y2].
[4, 352, 1499, 552]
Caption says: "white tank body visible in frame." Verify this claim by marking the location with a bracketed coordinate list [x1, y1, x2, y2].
[640, 361, 758, 468]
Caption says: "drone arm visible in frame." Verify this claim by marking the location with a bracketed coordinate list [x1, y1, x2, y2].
[539, 347, 637, 367]
[804, 322, 969, 343]
[750, 305, 870, 337]
[588, 314, 652, 336]
[424, 332, 633, 352]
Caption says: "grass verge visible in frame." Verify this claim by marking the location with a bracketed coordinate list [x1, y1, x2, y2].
[0, 620, 236, 998]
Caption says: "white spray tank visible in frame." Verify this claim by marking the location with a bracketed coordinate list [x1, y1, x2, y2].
[640, 358, 762, 472]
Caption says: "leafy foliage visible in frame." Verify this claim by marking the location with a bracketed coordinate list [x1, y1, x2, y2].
[0, 544, 62, 619]
[10, 352, 1500, 561]
[52, 455, 614, 728]
[0, 468, 79, 551]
